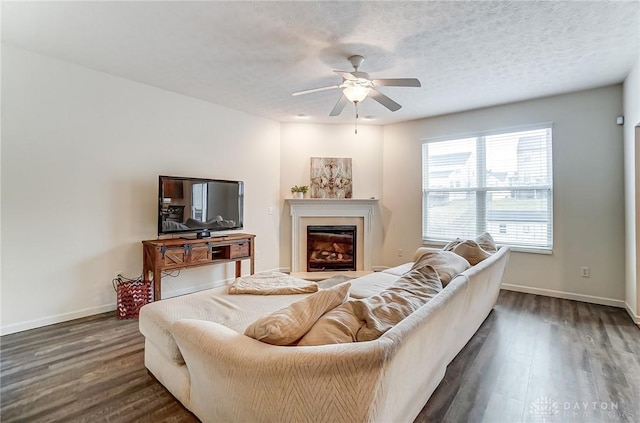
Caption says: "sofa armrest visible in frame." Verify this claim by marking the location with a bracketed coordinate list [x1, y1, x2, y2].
[171, 319, 392, 422]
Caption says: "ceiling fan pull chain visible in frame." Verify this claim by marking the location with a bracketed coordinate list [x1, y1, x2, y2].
[355, 101, 359, 134]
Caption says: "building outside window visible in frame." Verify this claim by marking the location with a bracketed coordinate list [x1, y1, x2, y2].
[421, 124, 553, 252]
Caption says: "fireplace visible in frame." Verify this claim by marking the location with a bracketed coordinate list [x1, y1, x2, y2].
[287, 198, 378, 272]
[306, 226, 357, 272]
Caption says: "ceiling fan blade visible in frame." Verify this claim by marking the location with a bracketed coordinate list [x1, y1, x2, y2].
[329, 94, 349, 116]
[333, 70, 357, 80]
[372, 78, 421, 87]
[292, 85, 340, 96]
[369, 89, 402, 112]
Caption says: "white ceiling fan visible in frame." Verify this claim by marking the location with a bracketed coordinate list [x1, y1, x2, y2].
[292, 55, 421, 116]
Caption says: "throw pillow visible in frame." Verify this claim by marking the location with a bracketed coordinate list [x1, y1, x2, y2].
[450, 240, 491, 265]
[412, 247, 441, 262]
[244, 282, 350, 345]
[352, 264, 443, 342]
[443, 232, 498, 265]
[296, 301, 362, 346]
[443, 238, 464, 251]
[411, 249, 470, 286]
[475, 232, 497, 253]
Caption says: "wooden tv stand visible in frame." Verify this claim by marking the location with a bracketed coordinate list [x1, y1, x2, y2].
[142, 233, 255, 300]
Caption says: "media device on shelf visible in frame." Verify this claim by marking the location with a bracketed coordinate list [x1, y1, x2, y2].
[158, 175, 244, 238]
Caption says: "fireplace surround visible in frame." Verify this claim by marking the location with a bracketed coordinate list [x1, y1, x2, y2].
[286, 199, 378, 272]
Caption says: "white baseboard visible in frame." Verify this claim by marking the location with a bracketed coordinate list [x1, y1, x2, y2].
[7, 273, 631, 336]
[501, 283, 625, 308]
[1, 303, 117, 336]
[624, 302, 640, 326]
[1, 269, 286, 336]
[1, 282, 232, 336]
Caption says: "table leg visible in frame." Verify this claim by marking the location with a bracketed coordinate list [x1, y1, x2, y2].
[153, 267, 162, 301]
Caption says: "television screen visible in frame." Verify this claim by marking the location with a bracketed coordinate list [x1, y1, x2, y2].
[158, 176, 244, 236]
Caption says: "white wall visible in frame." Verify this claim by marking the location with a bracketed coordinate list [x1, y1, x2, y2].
[1, 45, 632, 334]
[383, 86, 626, 306]
[279, 123, 384, 270]
[623, 57, 640, 323]
[1, 45, 281, 334]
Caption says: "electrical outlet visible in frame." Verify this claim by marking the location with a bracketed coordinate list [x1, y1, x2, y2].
[398, 249, 403, 257]
[580, 266, 590, 278]
[267, 207, 273, 215]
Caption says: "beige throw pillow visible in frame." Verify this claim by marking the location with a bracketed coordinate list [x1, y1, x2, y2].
[352, 264, 443, 342]
[443, 232, 498, 265]
[412, 247, 441, 262]
[244, 282, 350, 345]
[443, 238, 464, 251]
[411, 249, 470, 287]
[450, 241, 491, 265]
[475, 232, 497, 253]
[296, 302, 362, 346]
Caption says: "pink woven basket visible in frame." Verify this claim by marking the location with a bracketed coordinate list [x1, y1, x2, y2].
[114, 279, 153, 319]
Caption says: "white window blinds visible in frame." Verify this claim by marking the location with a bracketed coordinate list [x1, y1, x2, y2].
[422, 125, 553, 251]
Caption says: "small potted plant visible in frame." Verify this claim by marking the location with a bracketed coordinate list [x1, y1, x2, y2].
[291, 185, 309, 199]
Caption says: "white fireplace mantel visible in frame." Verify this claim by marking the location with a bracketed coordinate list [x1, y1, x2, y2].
[286, 198, 379, 272]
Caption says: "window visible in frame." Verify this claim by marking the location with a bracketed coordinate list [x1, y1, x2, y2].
[422, 125, 553, 252]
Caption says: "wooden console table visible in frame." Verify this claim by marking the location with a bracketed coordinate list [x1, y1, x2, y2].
[142, 233, 255, 300]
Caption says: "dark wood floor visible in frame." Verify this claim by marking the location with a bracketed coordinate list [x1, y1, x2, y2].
[1, 290, 638, 423]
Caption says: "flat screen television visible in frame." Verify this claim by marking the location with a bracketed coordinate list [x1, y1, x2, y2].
[158, 175, 244, 237]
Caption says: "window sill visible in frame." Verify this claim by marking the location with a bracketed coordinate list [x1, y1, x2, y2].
[421, 240, 552, 255]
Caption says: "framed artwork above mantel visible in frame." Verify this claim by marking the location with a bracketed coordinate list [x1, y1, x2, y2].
[309, 157, 353, 199]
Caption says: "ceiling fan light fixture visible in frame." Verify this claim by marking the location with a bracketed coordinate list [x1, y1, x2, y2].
[292, 55, 420, 117]
[343, 85, 370, 103]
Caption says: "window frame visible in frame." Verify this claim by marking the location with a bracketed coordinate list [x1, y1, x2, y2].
[421, 123, 554, 254]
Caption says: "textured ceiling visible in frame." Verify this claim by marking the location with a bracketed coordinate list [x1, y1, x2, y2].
[2, 1, 639, 125]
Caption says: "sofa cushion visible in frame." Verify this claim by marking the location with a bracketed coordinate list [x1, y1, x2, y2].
[381, 262, 413, 276]
[348, 271, 398, 299]
[412, 249, 470, 286]
[244, 282, 350, 345]
[352, 264, 443, 342]
[296, 302, 362, 346]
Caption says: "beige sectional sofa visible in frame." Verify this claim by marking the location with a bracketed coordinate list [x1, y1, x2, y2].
[139, 245, 510, 423]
